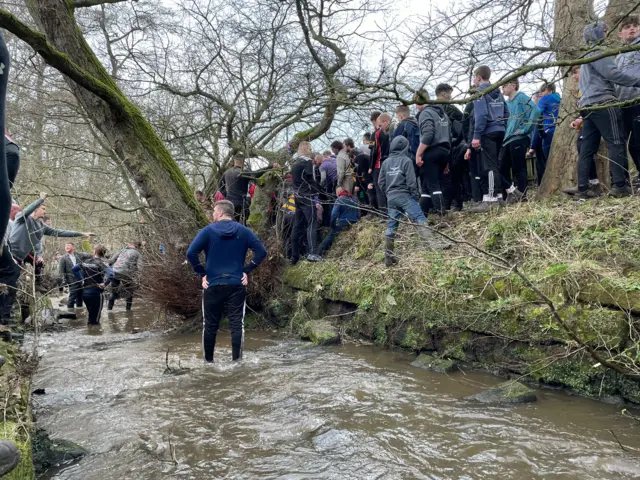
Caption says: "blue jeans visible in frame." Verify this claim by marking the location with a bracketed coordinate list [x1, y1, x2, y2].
[318, 224, 347, 255]
[386, 196, 427, 238]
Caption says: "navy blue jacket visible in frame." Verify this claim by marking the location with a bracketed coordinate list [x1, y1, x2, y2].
[186, 220, 267, 286]
[330, 193, 360, 227]
[391, 117, 420, 157]
[473, 82, 509, 140]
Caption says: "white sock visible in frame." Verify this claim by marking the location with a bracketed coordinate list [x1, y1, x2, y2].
[589, 179, 599, 185]
[507, 185, 516, 194]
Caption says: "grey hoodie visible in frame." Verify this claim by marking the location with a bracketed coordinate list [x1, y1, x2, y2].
[9, 198, 84, 262]
[418, 105, 451, 148]
[615, 36, 640, 102]
[378, 137, 419, 201]
[579, 22, 640, 108]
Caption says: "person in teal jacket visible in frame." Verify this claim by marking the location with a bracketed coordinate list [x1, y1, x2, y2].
[500, 79, 540, 201]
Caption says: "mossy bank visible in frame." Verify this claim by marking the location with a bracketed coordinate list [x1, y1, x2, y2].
[0, 337, 35, 479]
[277, 196, 640, 404]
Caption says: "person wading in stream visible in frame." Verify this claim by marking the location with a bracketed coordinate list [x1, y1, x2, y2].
[186, 200, 267, 362]
[72, 245, 112, 325]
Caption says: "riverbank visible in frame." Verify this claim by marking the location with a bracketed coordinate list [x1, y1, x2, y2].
[0, 329, 35, 479]
[279, 196, 640, 404]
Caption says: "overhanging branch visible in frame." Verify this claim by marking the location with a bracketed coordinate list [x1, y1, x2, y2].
[73, 0, 134, 8]
[0, 8, 125, 112]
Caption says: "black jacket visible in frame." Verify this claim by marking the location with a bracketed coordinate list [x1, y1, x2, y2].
[291, 156, 321, 201]
[222, 165, 271, 206]
[370, 128, 390, 170]
[76, 257, 109, 290]
[354, 152, 372, 185]
[463, 102, 475, 145]
[59, 252, 92, 285]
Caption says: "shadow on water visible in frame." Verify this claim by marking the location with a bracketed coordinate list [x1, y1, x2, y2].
[30, 304, 640, 480]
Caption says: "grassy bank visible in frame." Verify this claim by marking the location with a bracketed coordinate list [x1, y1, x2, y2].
[0, 337, 35, 479]
[280, 196, 640, 403]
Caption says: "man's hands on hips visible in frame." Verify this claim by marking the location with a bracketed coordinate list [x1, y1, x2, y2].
[202, 273, 248, 288]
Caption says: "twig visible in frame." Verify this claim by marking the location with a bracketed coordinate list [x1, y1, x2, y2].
[610, 429, 628, 453]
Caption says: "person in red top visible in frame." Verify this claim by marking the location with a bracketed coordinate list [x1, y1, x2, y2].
[368, 112, 390, 213]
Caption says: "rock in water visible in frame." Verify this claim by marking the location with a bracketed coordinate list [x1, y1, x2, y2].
[466, 381, 537, 404]
[301, 321, 341, 346]
[411, 354, 459, 373]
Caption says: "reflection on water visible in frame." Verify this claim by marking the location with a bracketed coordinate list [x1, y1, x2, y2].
[31, 305, 640, 479]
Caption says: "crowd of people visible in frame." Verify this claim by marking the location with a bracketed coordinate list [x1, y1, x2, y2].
[0, 17, 639, 476]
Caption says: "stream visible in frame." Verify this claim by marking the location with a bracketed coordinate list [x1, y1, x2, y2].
[29, 304, 640, 479]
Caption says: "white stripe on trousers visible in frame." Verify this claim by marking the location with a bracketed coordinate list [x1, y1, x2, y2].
[488, 170, 495, 198]
[96, 294, 104, 323]
[201, 293, 206, 360]
[240, 300, 246, 360]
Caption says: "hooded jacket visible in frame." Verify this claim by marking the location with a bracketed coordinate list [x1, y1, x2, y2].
[392, 117, 420, 156]
[108, 247, 141, 278]
[579, 22, 640, 108]
[418, 105, 451, 148]
[530, 92, 560, 148]
[378, 137, 419, 201]
[504, 91, 540, 145]
[9, 198, 84, 262]
[73, 257, 113, 295]
[473, 82, 509, 140]
[291, 155, 322, 201]
[615, 36, 640, 102]
[222, 165, 272, 206]
[186, 220, 267, 286]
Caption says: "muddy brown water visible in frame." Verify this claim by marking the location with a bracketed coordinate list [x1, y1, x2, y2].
[29, 305, 640, 479]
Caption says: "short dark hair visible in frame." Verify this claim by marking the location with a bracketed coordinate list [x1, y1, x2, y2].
[474, 65, 491, 81]
[620, 15, 639, 31]
[94, 245, 107, 258]
[395, 105, 410, 117]
[540, 81, 556, 93]
[214, 200, 235, 217]
[435, 83, 453, 96]
[370, 111, 381, 122]
[363, 132, 371, 141]
[65, 241, 75, 246]
[330, 140, 344, 151]
[196, 190, 204, 196]
[343, 138, 355, 149]
[508, 79, 520, 91]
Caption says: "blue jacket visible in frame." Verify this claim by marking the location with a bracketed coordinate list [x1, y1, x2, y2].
[530, 92, 560, 148]
[504, 91, 539, 146]
[331, 193, 360, 227]
[579, 22, 640, 108]
[391, 117, 420, 157]
[186, 220, 267, 286]
[473, 82, 509, 140]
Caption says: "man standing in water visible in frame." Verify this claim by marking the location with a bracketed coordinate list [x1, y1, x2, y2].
[186, 200, 267, 362]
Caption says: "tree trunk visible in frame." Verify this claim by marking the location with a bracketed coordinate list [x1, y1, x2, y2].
[10, 0, 207, 246]
[537, 0, 594, 197]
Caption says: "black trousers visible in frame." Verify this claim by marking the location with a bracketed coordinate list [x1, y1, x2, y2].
[578, 106, 629, 191]
[0, 33, 10, 247]
[370, 168, 387, 213]
[291, 199, 318, 260]
[108, 276, 135, 310]
[419, 146, 449, 215]
[84, 293, 104, 324]
[622, 105, 640, 174]
[6, 143, 19, 190]
[202, 284, 246, 362]
[0, 244, 20, 319]
[577, 133, 598, 181]
[480, 131, 505, 199]
[499, 136, 529, 194]
[233, 201, 248, 225]
[67, 282, 84, 308]
[468, 149, 483, 202]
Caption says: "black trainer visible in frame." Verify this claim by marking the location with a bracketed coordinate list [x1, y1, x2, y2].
[610, 185, 632, 198]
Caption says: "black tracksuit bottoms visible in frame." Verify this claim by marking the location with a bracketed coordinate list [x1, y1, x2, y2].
[419, 145, 449, 215]
[291, 198, 318, 260]
[499, 136, 529, 194]
[84, 293, 104, 324]
[480, 131, 505, 199]
[202, 284, 246, 362]
[578, 107, 629, 191]
[622, 105, 640, 174]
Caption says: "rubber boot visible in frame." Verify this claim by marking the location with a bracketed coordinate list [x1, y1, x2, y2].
[0, 440, 20, 477]
[417, 225, 451, 250]
[107, 297, 115, 311]
[384, 237, 398, 267]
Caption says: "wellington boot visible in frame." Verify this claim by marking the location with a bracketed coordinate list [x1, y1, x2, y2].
[384, 237, 398, 267]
